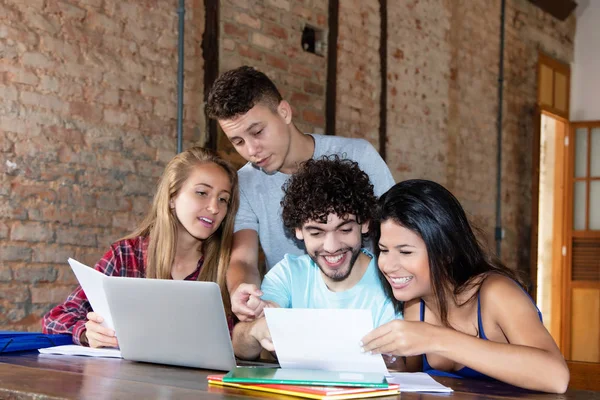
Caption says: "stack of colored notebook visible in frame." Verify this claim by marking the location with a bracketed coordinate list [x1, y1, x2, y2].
[207, 367, 400, 399]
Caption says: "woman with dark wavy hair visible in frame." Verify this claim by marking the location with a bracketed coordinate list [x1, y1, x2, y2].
[361, 179, 569, 393]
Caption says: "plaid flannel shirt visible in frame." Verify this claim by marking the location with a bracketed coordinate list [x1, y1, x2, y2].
[42, 236, 233, 345]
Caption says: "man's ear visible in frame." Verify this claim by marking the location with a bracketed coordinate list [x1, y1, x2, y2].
[361, 221, 370, 234]
[277, 100, 293, 125]
[295, 228, 304, 241]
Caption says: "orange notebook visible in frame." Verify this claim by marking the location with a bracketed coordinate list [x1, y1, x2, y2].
[207, 375, 400, 400]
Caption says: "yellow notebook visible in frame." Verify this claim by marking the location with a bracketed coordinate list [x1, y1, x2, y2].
[208, 375, 400, 400]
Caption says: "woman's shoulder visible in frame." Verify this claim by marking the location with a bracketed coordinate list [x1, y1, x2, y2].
[478, 273, 536, 318]
[479, 273, 526, 297]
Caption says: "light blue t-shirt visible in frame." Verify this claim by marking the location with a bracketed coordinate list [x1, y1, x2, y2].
[260, 250, 400, 328]
[235, 134, 396, 270]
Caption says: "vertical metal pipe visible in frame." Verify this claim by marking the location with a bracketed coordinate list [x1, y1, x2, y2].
[495, 0, 506, 257]
[176, 0, 185, 154]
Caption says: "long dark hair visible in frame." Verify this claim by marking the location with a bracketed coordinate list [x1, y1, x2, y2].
[374, 179, 525, 326]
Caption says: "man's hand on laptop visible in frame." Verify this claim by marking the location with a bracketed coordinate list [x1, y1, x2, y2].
[231, 283, 264, 321]
[249, 317, 275, 352]
[83, 312, 119, 348]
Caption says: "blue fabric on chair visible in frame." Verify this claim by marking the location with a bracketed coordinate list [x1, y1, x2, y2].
[0, 332, 72, 353]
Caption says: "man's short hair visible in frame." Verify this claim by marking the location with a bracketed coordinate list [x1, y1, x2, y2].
[206, 66, 283, 120]
[281, 155, 377, 231]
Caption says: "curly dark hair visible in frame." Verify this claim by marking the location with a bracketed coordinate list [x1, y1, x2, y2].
[206, 66, 283, 120]
[281, 155, 377, 232]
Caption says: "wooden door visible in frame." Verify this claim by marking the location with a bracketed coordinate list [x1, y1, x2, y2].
[563, 122, 600, 362]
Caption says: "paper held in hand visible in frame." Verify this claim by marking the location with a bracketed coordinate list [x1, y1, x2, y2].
[264, 308, 388, 374]
[67, 258, 115, 331]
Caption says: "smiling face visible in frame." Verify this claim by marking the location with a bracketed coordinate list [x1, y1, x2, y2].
[218, 102, 293, 174]
[170, 162, 232, 243]
[296, 214, 369, 285]
[377, 219, 432, 302]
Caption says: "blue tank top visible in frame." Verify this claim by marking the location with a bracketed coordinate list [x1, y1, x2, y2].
[420, 289, 542, 380]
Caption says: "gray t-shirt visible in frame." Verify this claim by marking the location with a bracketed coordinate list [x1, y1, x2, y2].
[234, 133, 396, 270]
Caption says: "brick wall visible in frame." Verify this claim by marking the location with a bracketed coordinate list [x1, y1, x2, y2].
[384, 0, 575, 271]
[218, 0, 328, 165]
[0, 0, 205, 331]
[0, 0, 575, 331]
[336, 0, 381, 147]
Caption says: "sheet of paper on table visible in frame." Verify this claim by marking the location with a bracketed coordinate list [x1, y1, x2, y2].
[265, 308, 388, 374]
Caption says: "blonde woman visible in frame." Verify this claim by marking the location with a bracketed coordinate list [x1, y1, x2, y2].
[43, 147, 239, 348]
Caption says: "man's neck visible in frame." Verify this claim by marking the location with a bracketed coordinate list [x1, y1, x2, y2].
[279, 125, 315, 175]
[323, 251, 370, 292]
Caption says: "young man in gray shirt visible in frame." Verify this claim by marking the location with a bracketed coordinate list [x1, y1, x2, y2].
[207, 66, 395, 321]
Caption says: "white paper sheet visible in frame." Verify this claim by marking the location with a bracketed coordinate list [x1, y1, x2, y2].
[264, 308, 388, 374]
[68, 258, 115, 330]
[39, 344, 122, 358]
[386, 372, 453, 392]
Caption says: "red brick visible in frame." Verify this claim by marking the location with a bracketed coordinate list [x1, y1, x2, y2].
[237, 44, 263, 61]
[40, 37, 80, 62]
[290, 92, 310, 104]
[291, 64, 313, 78]
[70, 101, 103, 123]
[153, 100, 177, 120]
[264, 22, 288, 39]
[4, 65, 39, 86]
[302, 109, 325, 126]
[11, 182, 57, 203]
[224, 22, 249, 41]
[293, 5, 312, 20]
[104, 108, 140, 128]
[0, 265, 12, 281]
[86, 11, 121, 33]
[234, 13, 261, 29]
[0, 245, 32, 262]
[20, 91, 66, 112]
[25, 13, 60, 34]
[112, 212, 142, 230]
[140, 81, 170, 98]
[120, 91, 152, 113]
[10, 221, 54, 243]
[268, 0, 290, 11]
[13, 265, 58, 283]
[51, 2, 87, 20]
[0, 284, 30, 302]
[266, 54, 289, 71]
[304, 81, 324, 95]
[316, 13, 327, 27]
[251, 33, 276, 50]
[56, 226, 97, 247]
[31, 285, 74, 304]
[29, 205, 73, 225]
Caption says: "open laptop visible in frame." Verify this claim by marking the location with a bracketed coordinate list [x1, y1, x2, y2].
[104, 277, 236, 371]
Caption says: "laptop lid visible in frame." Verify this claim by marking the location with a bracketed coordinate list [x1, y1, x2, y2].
[104, 278, 236, 371]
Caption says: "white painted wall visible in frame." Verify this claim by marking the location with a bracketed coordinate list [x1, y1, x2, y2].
[570, 0, 600, 121]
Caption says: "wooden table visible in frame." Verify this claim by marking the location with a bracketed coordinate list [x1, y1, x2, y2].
[0, 352, 597, 400]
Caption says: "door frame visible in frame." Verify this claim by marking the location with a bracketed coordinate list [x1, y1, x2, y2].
[530, 109, 569, 349]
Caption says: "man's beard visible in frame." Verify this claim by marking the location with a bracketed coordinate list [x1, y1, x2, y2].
[310, 246, 362, 282]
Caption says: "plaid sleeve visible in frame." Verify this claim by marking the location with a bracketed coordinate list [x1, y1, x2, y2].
[41, 244, 124, 345]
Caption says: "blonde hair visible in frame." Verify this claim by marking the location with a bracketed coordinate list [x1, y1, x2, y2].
[126, 147, 239, 313]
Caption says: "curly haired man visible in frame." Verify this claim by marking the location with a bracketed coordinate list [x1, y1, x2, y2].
[231, 156, 397, 360]
[207, 66, 395, 322]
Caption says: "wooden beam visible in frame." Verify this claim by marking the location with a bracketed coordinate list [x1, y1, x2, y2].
[379, 0, 387, 160]
[325, 0, 339, 135]
[202, 0, 219, 150]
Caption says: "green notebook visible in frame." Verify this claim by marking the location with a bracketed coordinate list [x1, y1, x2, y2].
[222, 367, 388, 388]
